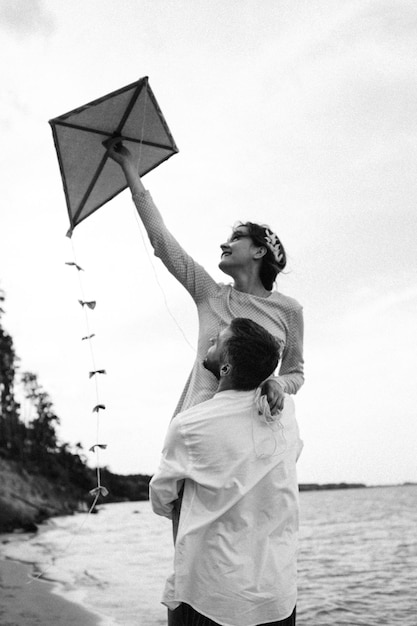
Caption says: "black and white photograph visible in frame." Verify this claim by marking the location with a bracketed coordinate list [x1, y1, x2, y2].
[0, 1, 416, 625]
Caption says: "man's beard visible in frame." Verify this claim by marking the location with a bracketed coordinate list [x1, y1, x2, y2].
[203, 357, 220, 379]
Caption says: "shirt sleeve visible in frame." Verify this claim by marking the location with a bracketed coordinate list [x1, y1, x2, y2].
[149, 418, 190, 519]
[275, 305, 304, 394]
[132, 191, 218, 303]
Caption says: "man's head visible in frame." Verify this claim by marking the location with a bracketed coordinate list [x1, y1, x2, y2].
[203, 318, 280, 391]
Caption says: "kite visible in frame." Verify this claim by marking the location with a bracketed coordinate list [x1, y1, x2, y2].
[49, 76, 178, 235]
[48, 78, 179, 514]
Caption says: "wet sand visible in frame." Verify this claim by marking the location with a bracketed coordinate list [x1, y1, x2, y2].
[0, 558, 103, 625]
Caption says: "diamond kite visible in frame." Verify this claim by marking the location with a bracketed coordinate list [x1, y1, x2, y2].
[49, 77, 178, 235]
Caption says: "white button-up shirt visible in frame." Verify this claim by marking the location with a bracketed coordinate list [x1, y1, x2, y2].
[150, 390, 303, 626]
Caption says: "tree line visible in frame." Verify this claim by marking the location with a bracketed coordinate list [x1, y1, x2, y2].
[0, 288, 150, 503]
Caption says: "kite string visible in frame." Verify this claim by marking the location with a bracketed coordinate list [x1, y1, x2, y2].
[132, 211, 196, 353]
[134, 83, 196, 354]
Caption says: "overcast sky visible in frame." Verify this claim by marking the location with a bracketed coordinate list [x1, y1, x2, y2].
[1, 0, 416, 485]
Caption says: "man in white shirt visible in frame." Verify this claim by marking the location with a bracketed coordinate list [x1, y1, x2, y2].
[150, 317, 303, 626]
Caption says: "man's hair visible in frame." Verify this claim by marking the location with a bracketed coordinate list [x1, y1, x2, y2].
[225, 318, 280, 390]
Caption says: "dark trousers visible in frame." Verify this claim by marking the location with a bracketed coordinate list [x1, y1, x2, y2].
[168, 603, 296, 626]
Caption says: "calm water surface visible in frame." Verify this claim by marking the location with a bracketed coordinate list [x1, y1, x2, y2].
[297, 486, 417, 625]
[1, 486, 416, 625]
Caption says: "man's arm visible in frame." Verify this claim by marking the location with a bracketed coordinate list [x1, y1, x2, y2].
[149, 418, 190, 519]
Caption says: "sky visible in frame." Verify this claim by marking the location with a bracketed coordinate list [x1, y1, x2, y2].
[0, 0, 416, 486]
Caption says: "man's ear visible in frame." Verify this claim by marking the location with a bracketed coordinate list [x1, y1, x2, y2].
[220, 363, 231, 377]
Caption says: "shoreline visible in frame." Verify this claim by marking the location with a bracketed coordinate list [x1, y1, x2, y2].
[0, 557, 112, 626]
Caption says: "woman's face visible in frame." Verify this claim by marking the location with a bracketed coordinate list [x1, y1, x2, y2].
[218, 226, 258, 275]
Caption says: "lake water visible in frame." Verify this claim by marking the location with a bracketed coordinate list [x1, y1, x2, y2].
[1, 485, 416, 625]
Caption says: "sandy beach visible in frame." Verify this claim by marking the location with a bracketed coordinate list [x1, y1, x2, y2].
[0, 558, 103, 626]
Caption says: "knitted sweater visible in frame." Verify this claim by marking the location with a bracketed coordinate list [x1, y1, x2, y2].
[133, 192, 304, 416]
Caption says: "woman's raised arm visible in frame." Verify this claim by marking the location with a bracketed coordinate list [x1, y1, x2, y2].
[107, 139, 146, 195]
[107, 140, 218, 302]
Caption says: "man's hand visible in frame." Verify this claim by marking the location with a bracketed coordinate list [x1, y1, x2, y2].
[260, 379, 285, 415]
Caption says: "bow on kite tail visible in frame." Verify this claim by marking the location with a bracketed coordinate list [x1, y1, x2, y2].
[67, 245, 108, 504]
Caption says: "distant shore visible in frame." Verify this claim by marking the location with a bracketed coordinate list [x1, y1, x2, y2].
[299, 482, 366, 491]
[0, 558, 105, 626]
[299, 482, 416, 491]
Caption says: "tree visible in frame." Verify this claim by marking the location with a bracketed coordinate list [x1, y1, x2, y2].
[0, 288, 22, 457]
[21, 371, 60, 463]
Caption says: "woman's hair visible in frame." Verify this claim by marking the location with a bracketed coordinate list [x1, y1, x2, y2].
[237, 222, 287, 291]
[226, 318, 280, 390]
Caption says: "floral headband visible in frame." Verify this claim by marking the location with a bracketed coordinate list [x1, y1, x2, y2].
[264, 228, 284, 265]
